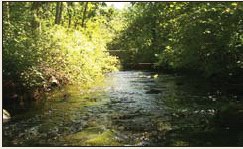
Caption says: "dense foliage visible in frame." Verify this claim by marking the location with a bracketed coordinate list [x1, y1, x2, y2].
[3, 2, 243, 98]
[3, 2, 121, 92]
[109, 2, 243, 79]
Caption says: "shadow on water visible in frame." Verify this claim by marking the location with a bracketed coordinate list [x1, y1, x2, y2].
[2, 71, 243, 146]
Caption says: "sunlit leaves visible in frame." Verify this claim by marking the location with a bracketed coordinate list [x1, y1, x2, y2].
[3, 2, 120, 90]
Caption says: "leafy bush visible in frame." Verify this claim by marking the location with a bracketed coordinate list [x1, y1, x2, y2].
[3, 2, 120, 91]
[18, 26, 119, 89]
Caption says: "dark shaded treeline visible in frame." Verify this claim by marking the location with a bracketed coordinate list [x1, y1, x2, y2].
[109, 2, 243, 82]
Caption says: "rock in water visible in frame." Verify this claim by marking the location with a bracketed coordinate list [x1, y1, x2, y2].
[3, 109, 11, 123]
[50, 76, 59, 87]
[146, 89, 162, 94]
[153, 74, 159, 79]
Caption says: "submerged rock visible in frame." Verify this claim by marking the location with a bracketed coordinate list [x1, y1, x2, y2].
[145, 89, 162, 94]
[3, 109, 11, 123]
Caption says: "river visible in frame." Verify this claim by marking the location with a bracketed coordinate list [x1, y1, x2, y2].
[2, 71, 243, 146]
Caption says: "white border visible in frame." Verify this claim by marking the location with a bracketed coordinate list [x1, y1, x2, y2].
[0, 0, 242, 148]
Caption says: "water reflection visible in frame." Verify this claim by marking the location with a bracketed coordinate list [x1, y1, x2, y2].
[3, 71, 243, 146]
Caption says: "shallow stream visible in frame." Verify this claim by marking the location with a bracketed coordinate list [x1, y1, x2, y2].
[3, 71, 243, 146]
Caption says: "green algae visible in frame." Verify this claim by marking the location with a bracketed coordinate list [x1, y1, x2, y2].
[62, 127, 120, 146]
[172, 140, 189, 146]
[84, 130, 120, 146]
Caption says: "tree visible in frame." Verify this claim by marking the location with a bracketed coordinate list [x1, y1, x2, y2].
[55, 2, 63, 24]
[109, 2, 243, 79]
[81, 2, 88, 28]
[67, 2, 73, 28]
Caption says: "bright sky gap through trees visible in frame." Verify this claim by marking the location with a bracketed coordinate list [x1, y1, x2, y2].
[105, 2, 130, 9]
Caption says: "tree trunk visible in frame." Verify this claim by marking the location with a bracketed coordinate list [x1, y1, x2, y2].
[55, 2, 60, 24]
[67, 2, 73, 28]
[59, 2, 63, 25]
[81, 2, 88, 28]
[55, 2, 63, 25]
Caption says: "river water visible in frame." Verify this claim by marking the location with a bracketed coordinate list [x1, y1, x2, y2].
[2, 71, 243, 146]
